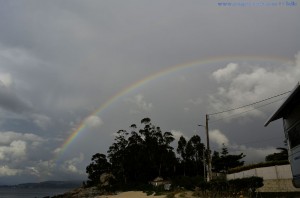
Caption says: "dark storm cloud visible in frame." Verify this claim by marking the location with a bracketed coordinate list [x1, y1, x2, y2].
[0, 84, 31, 113]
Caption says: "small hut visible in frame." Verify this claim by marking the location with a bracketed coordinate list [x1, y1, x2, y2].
[150, 177, 171, 190]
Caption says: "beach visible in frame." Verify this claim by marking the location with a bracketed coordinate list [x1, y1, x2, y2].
[95, 191, 196, 198]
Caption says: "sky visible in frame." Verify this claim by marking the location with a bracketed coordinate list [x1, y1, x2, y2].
[0, 0, 299, 184]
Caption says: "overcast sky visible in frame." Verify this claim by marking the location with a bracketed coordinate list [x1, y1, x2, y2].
[0, 0, 299, 184]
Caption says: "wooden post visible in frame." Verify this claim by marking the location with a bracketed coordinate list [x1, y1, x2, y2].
[206, 114, 212, 181]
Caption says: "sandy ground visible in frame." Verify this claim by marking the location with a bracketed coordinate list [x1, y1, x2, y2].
[95, 191, 196, 198]
[95, 191, 166, 198]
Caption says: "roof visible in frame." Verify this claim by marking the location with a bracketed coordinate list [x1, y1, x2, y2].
[153, 177, 164, 182]
[264, 82, 300, 127]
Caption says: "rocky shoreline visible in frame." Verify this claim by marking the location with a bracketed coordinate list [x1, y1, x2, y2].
[51, 187, 106, 198]
[51, 189, 170, 198]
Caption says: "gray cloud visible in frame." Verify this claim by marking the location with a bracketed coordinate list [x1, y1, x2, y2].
[0, 0, 298, 184]
[0, 84, 31, 113]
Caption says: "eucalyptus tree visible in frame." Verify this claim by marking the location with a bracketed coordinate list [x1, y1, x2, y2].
[158, 130, 176, 177]
[138, 118, 176, 179]
[86, 153, 111, 187]
[177, 135, 205, 176]
[105, 118, 177, 184]
[177, 136, 188, 176]
[125, 124, 144, 182]
[107, 129, 129, 184]
[185, 135, 205, 176]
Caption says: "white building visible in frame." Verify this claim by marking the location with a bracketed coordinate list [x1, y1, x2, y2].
[265, 82, 300, 188]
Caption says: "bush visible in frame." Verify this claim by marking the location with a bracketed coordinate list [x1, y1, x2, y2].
[193, 176, 263, 197]
[228, 160, 289, 174]
[171, 176, 204, 190]
[228, 177, 263, 194]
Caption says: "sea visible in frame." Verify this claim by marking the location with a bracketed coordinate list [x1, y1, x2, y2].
[0, 188, 73, 198]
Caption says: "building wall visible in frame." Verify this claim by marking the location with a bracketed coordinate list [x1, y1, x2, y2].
[227, 165, 300, 192]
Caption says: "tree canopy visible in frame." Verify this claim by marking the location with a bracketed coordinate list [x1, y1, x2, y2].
[85, 118, 248, 188]
[212, 144, 245, 173]
[265, 147, 288, 162]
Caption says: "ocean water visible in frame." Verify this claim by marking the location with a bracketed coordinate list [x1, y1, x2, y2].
[0, 188, 73, 198]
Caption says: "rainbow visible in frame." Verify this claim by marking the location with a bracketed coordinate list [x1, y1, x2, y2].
[56, 55, 291, 158]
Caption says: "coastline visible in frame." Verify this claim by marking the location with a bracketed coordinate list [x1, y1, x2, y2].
[53, 187, 197, 198]
[95, 190, 196, 198]
[95, 191, 166, 198]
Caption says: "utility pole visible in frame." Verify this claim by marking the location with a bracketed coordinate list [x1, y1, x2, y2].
[198, 124, 207, 182]
[199, 114, 212, 182]
[205, 114, 212, 181]
[203, 149, 206, 181]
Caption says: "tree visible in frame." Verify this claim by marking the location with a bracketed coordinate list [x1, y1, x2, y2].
[177, 136, 187, 176]
[212, 144, 245, 173]
[158, 131, 176, 177]
[265, 147, 288, 162]
[125, 127, 144, 182]
[177, 135, 205, 177]
[107, 129, 129, 184]
[86, 153, 111, 187]
[186, 135, 205, 176]
[106, 118, 177, 184]
[86, 117, 208, 188]
[138, 118, 176, 179]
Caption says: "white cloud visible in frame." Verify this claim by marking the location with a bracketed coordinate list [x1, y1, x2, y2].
[0, 165, 21, 176]
[0, 140, 27, 161]
[0, 131, 45, 162]
[210, 129, 229, 147]
[0, 131, 44, 145]
[25, 160, 57, 178]
[26, 166, 40, 177]
[66, 164, 78, 173]
[187, 97, 203, 105]
[128, 94, 153, 112]
[209, 52, 300, 121]
[0, 72, 12, 87]
[209, 129, 278, 163]
[212, 63, 238, 82]
[61, 153, 85, 174]
[183, 107, 190, 112]
[53, 147, 62, 154]
[0, 45, 39, 67]
[31, 113, 52, 130]
[85, 115, 103, 128]
[171, 130, 187, 141]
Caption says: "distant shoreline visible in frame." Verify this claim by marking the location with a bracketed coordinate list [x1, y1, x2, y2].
[0, 180, 82, 189]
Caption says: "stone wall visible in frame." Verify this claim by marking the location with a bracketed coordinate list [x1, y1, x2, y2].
[227, 165, 300, 192]
[258, 179, 299, 192]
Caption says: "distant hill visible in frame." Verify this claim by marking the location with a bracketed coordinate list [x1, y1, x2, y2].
[0, 181, 82, 188]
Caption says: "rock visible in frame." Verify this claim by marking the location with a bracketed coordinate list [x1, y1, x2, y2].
[99, 172, 115, 188]
[51, 187, 104, 198]
[51, 173, 115, 198]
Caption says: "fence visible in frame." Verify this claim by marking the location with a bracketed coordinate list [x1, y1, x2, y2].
[227, 165, 300, 192]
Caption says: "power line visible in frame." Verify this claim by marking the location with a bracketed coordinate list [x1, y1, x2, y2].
[208, 90, 291, 116]
[209, 96, 287, 123]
